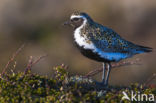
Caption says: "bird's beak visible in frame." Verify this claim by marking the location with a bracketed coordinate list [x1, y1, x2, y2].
[63, 20, 71, 26]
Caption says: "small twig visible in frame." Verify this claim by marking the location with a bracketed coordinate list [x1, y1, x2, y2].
[27, 56, 33, 68]
[24, 54, 47, 74]
[143, 73, 156, 87]
[10, 61, 17, 75]
[24, 56, 33, 74]
[1, 44, 25, 76]
[85, 58, 141, 77]
[32, 54, 47, 66]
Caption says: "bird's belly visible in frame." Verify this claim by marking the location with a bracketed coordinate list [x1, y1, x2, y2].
[74, 41, 113, 62]
[74, 41, 131, 62]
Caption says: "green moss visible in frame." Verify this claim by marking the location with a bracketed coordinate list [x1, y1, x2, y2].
[0, 66, 155, 103]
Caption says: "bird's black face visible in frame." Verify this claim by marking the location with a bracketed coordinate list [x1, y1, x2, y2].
[64, 15, 85, 29]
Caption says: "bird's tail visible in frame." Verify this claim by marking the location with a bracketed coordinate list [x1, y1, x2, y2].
[138, 45, 153, 53]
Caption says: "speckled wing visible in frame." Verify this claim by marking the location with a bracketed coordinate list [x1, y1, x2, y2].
[90, 24, 150, 61]
[91, 25, 135, 53]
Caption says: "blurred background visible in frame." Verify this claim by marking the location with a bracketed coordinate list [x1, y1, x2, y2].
[0, 0, 155, 85]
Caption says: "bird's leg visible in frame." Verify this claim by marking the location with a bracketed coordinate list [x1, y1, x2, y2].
[102, 63, 106, 85]
[104, 63, 111, 86]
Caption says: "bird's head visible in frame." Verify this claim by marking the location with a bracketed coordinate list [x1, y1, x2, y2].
[64, 11, 94, 29]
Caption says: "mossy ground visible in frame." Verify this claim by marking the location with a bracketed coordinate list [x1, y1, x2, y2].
[0, 65, 155, 103]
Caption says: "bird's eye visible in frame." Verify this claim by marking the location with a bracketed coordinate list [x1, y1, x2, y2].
[73, 18, 80, 21]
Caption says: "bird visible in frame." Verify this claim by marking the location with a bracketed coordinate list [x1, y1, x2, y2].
[64, 11, 152, 86]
